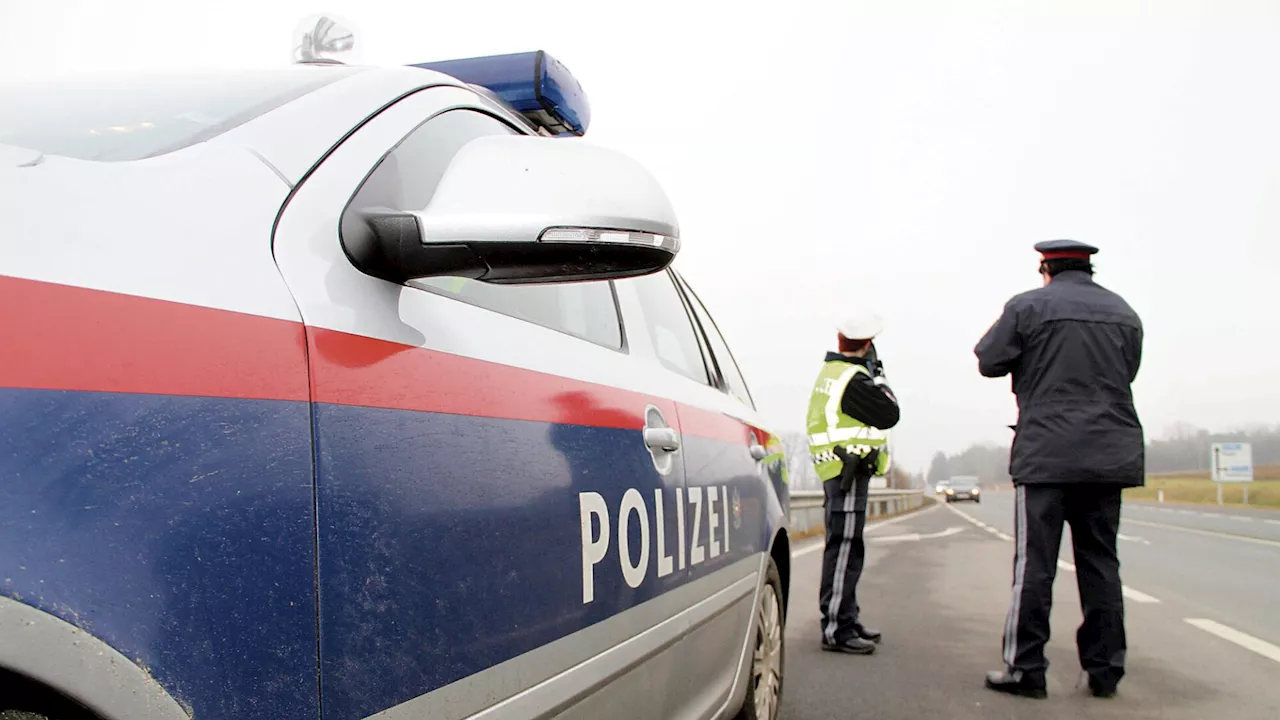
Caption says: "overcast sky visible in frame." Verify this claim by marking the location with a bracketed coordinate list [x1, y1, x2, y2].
[4, 0, 1278, 471]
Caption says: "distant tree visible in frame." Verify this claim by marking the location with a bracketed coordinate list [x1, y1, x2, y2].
[927, 452, 950, 485]
[1146, 424, 1280, 473]
[931, 424, 1280, 482]
[948, 443, 1012, 486]
[887, 465, 913, 489]
[779, 432, 820, 491]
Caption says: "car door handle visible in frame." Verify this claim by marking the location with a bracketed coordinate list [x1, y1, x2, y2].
[643, 427, 681, 453]
[749, 443, 768, 461]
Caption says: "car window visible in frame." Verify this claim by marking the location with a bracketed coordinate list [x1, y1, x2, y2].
[625, 271, 711, 384]
[344, 108, 622, 349]
[416, 276, 622, 349]
[677, 276, 755, 408]
[0, 66, 363, 161]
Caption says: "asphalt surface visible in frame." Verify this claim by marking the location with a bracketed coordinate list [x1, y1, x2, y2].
[779, 492, 1280, 719]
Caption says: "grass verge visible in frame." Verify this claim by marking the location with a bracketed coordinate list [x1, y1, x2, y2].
[1124, 465, 1280, 509]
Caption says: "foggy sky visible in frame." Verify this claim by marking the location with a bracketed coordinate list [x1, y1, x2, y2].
[4, 0, 1278, 471]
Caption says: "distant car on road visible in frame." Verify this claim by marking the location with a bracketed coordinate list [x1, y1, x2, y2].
[943, 476, 982, 503]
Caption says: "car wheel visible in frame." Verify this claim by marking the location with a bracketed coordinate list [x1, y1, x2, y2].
[737, 556, 784, 720]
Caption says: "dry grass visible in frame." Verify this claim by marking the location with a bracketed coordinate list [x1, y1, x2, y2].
[1124, 464, 1280, 509]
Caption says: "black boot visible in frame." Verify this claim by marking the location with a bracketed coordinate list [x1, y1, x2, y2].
[822, 636, 877, 655]
[1087, 674, 1117, 698]
[855, 625, 882, 643]
[984, 669, 1047, 699]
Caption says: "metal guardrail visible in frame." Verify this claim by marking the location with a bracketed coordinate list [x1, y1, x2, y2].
[788, 489, 929, 539]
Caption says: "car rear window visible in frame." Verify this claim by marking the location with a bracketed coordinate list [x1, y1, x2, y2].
[0, 66, 364, 162]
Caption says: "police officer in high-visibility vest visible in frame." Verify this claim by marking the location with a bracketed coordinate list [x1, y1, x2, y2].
[807, 313, 901, 655]
[976, 240, 1144, 699]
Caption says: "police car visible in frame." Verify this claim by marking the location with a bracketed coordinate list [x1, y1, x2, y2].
[0, 25, 791, 720]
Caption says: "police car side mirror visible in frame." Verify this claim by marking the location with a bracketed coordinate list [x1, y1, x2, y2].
[345, 134, 680, 284]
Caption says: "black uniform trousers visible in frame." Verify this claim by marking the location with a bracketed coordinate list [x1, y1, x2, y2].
[819, 474, 870, 645]
[1004, 483, 1127, 688]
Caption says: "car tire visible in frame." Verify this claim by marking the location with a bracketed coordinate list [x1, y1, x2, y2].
[736, 556, 785, 720]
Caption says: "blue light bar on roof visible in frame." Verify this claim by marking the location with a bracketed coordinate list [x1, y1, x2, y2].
[411, 51, 590, 137]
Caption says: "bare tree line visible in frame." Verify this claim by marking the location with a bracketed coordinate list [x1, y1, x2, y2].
[924, 424, 1280, 486]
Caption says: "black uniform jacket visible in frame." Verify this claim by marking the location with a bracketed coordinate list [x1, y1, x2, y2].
[824, 352, 900, 430]
[975, 271, 1145, 487]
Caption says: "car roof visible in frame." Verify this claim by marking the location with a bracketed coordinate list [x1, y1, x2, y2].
[219, 64, 531, 185]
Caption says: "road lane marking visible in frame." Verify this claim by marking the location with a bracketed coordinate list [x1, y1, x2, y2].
[951, 509, 1163, 602]
[945, 504, 1014, 540]
[1266, 519, 1280, 526]
[1053, 560, 1158, 602]
[1125, 518, 1280, 548]
[1202, 512, 1225, 518]
[793, 505, 939, 558]
[1185, 619, 1280, 664]
[1117, 532, 1151, 545]
[871, 527, 965, 544]
[1121, 586, 1160, 603]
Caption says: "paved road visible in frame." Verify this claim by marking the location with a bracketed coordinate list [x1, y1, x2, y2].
[1122, 498, 1280, 542]
[780, 494, 1280, 719]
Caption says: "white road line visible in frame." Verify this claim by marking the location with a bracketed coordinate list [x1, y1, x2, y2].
[871, 527, 965, 544]
[1230, 516, 1253, 522]
[1265, 519, 1280, 526]
[1202, 512, 1225, 518]
[1185, 619, 1280, 664]
[950, 508, 1162, 601]
[793, 539, 826, 558]
[945, 504, 1014, 541]
[1177, 510, 1196, 515]
[1122, 586, 1161, 603]
[1125, 518, 1280, 548]
[793, 505, 939, 557]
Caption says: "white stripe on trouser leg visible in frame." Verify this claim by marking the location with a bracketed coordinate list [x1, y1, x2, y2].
[823, 490, 856, 644]
[1003, 485, 1028, 667]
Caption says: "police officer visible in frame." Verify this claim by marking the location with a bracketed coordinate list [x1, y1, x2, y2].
[976, 240, 1144, 699]
[807, 313, 900, 655]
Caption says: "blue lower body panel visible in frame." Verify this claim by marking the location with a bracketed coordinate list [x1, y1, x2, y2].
[312, 403, 773, 719]
[0, 388, 318, 719]
[0, 388, 780, 720]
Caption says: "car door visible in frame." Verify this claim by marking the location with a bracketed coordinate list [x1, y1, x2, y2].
[672, 270, 788, 719]
[674, 271, 787, 517]
[609, 270, 785, 720]
[271, 85, 702, 720]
